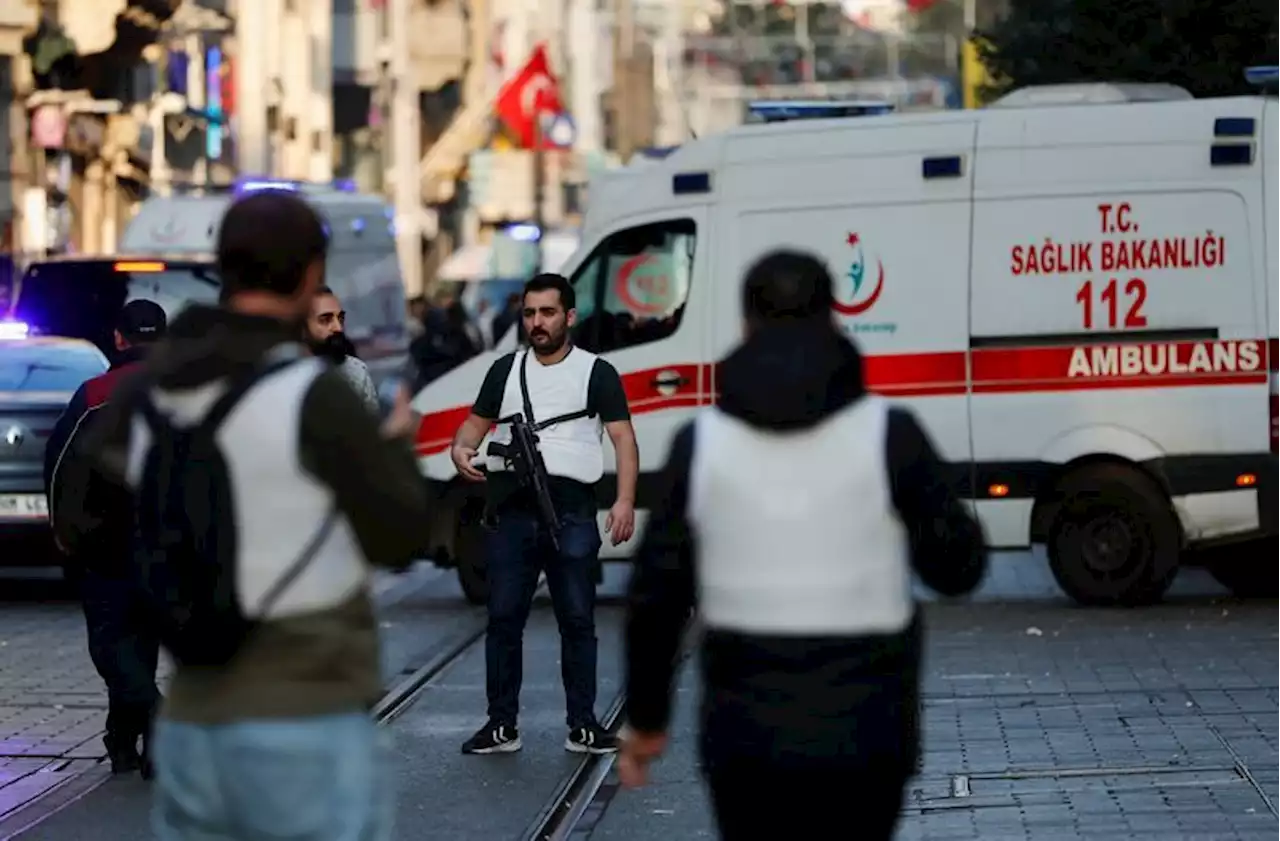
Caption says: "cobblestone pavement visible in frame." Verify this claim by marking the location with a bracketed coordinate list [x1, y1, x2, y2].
[593, 554, 1279, 841]
[0, 562, 459, 825]
[1, 554, 1275, 840]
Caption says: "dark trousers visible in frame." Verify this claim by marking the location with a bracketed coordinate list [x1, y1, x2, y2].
[80, 570, 161, 754]
[705, 763, 907, 840]
[485, 507, 601, 727]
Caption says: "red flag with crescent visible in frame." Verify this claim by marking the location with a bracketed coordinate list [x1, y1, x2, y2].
[494, 43, 565, 149]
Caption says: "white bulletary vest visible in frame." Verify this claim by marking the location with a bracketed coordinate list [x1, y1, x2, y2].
[688, 395, 914, 637]
[485, 348, 606, 485]
[123, 357, 368, 620]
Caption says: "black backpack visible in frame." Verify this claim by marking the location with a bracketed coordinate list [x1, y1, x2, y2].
[132, 355, 336, 667]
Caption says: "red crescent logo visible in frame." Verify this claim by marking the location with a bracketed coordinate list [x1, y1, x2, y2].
[831, 259, 884, 316]
[615, 255, 668, 316]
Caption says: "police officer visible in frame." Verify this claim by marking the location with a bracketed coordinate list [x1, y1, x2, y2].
[451, 272, 639, 756]
[617, 251, 989, 840]
[45, 299, 168, 777]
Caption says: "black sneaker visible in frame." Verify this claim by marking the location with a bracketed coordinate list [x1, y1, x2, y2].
[461, 721, 522, 755]
[566, 722, 618, 755]
[108, 746, 142, 775]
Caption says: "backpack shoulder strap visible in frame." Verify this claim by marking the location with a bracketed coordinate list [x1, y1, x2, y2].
[195, 349, 307, 438]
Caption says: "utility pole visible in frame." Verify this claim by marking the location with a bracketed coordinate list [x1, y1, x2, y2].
[186, 28, 207, 191]
[655, 0, 684, 146]
[232, 0, 270, 175]
[307, 0, 334, 182]
[611, 0, 635, 160]
[388, 0, 422, 296]
[567, 0, 601, 152]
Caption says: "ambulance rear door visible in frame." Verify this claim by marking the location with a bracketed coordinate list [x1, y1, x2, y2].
[969, 95, 1269, 547]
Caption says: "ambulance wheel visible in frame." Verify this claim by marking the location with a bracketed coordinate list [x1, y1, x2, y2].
[1047, 464, 1181, 607]
[1206, 538, 1277, 598]
[455, 513, 489, 606]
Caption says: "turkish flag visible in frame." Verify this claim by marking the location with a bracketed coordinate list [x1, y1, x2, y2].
[905, 0, 939, 10]
[494, 44, 564, 149]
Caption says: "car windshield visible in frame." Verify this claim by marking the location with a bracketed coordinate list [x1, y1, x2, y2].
[0, 343, 108, 392]
[2, 261, 220, 356]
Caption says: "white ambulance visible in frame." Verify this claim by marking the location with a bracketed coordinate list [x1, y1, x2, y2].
[413, 72, 1278, 607]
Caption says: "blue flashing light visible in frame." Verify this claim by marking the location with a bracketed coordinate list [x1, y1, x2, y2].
[332, 179, 357, 193]
[351, 217, 366, 233]
[0, 321, 30, 340]
[235, 177, 300, 195]
[505, 223, 542, 242]
[747, 100, 894, 124]
[1244, 66, 1278, 87]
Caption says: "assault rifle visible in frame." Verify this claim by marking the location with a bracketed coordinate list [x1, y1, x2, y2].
[486, 412, 563, 551]
[485, 352, 596, 553]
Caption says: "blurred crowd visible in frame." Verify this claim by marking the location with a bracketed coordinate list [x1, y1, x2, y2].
[405, 292, 523, 388]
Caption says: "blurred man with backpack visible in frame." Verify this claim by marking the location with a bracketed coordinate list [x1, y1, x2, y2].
[68, 191, 429, 841]
[44, 299, 168, 778]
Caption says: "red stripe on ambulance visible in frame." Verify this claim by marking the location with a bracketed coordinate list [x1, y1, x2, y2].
[414, 338, 1274, 456]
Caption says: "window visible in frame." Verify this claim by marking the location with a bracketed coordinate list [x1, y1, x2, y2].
[0, 344, 107, 392]
[6, 261, 219, 357]
[569, 219, 696, 354]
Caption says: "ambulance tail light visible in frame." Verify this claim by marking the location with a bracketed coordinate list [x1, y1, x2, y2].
[114, 261, 166, 272]
[1270, 341, 1278, 454]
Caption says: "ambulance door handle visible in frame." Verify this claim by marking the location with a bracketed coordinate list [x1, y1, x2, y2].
[651, 373, 689, 388]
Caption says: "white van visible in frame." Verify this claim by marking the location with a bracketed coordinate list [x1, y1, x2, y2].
[120, 180, 410, 383]
[412, 76, 1278, 607]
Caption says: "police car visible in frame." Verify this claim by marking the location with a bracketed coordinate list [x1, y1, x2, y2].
[412, 70, 1279, 607]
[0, 322, 108, 562]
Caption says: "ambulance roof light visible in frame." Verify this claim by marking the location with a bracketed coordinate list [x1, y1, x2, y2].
[746, 100, 895, 124]
[989, 82, 1193, 108]
[232, 177, 359, 196]
[1244, 66, 1278, 88]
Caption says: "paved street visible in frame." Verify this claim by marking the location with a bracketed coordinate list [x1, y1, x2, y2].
[0, 562, 480, 836]
[0, 552, 1275, 840]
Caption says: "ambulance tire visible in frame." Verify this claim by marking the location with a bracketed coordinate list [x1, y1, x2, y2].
[455, 519, 490, 606]
[1206, 537, 1277, 598]
[1047, 465, 1181, 607]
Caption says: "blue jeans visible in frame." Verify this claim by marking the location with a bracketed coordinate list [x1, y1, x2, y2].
[485, 508, 602, 727]
[151, 712, 392, 841]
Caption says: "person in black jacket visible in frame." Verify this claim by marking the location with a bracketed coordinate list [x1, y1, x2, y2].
[617, 251, 988, 840]
[44, 299, 168, 778]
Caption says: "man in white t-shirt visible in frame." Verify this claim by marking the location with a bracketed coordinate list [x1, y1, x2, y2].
[450, 272, 639, 757]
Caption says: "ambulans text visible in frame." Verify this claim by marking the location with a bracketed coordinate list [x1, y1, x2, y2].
[1066, 340, 1262, 378]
